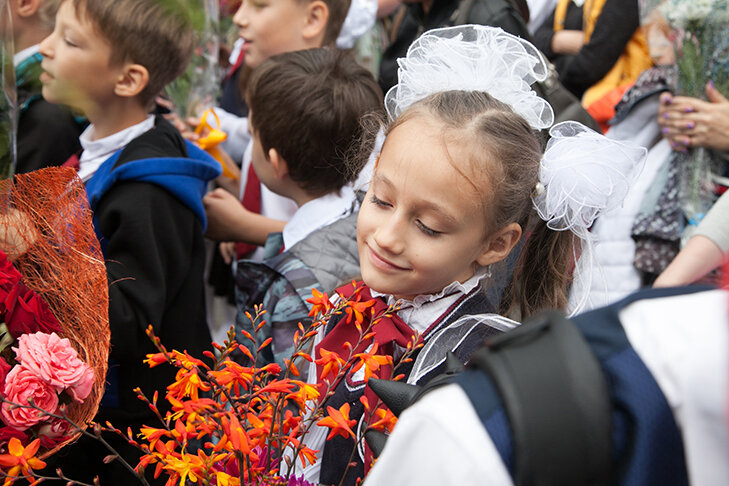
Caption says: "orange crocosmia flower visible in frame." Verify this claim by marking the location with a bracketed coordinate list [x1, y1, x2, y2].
[166, 369, 211, 402]
[344, 298, 376, 326]
[370, 407, 398, 433]
[215, 471, 241, 486]
[351, 342, 393, 382]
[0, 438, 46, 485]
[209, 360, 255, 393]
[144, 352, 168, 368]
[167, 396, 217, 423]
[315, 348, 346, 383]
[162, 452, 204, 485]
[139, 426, 171, 451]
[286, 381, 320, 408]
[307, 288, 333, 317]
[317, 403, 357, 441]
[255, 379, 295, 395]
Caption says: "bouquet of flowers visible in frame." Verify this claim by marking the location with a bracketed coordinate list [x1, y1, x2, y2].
[648, 0, 729, 238]
[115, 284, 410, 486]
[0, 167, 109, 482]
[165, 0, 222, 119]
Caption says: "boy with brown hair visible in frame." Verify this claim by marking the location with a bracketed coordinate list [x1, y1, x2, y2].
[9, 0, 85, 173]
[232, 47, 383, 367]
[37, 0, 220, 482]
[203, 0, 354, 262]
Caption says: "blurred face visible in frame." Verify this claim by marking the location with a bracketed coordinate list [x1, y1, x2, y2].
[233, 0, 311, 69]
[357, 116, 493, 300]
[38, 1, 123, 115]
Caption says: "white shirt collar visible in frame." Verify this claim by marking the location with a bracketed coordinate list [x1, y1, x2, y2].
[14, 45, 40, 67]
[78, 115, 155, 182]
[372, 267, 491, 335]
[282, 185, 356, 250]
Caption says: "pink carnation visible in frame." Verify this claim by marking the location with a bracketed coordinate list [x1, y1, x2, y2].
[1, 366, 59, 430]
[14, 332, 94, 402]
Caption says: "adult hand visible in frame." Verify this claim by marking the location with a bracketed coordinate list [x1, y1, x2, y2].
[658, 82, 729, 152]
[551, 30, 584, 56]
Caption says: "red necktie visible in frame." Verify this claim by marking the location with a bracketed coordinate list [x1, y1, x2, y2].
[234, 164, 262, 259]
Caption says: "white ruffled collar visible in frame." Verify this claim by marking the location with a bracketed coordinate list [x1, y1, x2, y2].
[372, 266, 489, 308]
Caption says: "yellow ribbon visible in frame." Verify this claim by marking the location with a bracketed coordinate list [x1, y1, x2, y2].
[195, 108, 239, 180]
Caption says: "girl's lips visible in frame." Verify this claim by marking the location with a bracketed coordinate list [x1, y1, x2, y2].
[39, 71, 52, 83]
[366, 245, 408, 272]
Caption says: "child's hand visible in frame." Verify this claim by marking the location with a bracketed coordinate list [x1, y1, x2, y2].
[219, 241, 236, 265]
[0, 209, 38, 261]
[203, 188, 248, 242]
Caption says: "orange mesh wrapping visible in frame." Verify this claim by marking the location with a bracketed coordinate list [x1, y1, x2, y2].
[0, 167, 109, 457]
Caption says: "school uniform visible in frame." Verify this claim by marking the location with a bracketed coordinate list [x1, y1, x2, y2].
[301, 269, 507, 485]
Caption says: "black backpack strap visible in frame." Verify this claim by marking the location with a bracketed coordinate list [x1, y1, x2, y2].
[468, 310, 612, 486]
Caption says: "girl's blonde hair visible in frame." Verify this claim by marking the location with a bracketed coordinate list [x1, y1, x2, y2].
[390, 90, 574, 318]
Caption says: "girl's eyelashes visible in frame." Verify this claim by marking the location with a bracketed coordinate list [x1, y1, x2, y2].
[370, 194, 391, 208]
[416, 220, 442, 237]
[371, 193, 442, 236]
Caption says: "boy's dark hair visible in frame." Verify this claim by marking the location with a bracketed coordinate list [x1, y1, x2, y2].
[247, 48, 383, 196]
[68, 0, 194, 106]
[320, 0, 350, 46]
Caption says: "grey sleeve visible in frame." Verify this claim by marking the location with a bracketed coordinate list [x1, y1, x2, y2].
[694, 191, 729, 254]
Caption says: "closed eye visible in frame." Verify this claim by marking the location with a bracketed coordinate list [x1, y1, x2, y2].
[416, 220, 442, 237]
[370, 194, 391, 208]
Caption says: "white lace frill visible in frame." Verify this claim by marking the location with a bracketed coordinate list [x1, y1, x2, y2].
[533, 121, 648, 315]
[372, 266, 491, 310]
[384, 25, 554, 129]
[336, 0, 377, 49]
[533, 121, 647, 240]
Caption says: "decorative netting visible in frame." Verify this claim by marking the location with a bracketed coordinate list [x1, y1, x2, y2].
[0, 167, 109, 456]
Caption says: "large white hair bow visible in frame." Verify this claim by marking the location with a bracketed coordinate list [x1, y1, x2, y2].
[384, 25, 554, 129]
[535, 122, 647, 315]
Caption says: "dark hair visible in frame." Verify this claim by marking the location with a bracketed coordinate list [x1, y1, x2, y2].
[68, 0, 194, 107]
[319, 0, 350, 46]
[391, 91, 574, 318]
[247, 48, 383, 196]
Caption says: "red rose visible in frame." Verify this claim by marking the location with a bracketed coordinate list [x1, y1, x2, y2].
[0, 250, 22, 289]
[0, 425, 27, 447]
[4, 286, 62, 338]
[0, 357, 10, 388]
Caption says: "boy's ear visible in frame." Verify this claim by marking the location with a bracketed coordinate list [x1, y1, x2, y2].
[114, 63, 150, 99]
[476, 222, 522, 267]
[14, 0, 41, 18]
[268, 148, 290, 180]
[302, 0, 329, 43]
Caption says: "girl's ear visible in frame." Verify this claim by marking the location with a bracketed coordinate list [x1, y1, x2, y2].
[302, 0, 329, 43]
[114, 63, 149, 98]
[268, 148, 290, 180]
[476, 222, 522, 267]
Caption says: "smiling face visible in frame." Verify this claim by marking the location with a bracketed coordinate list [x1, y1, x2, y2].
[357, 115, 499, 300]
[232, 0, 313, 69]
[38, 1, 122, 115]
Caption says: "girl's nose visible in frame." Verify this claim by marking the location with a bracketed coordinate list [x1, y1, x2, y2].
[373, 214, 405, 255]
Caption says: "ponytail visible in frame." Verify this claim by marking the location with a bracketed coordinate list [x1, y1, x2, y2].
[499, 217, 575, 319]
